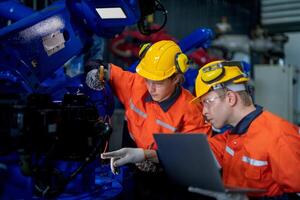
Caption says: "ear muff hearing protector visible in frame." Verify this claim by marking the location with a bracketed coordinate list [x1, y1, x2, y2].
[201, 65, 225, 84]
[138, 43, 189, 74]
[175, 52, 189, 74]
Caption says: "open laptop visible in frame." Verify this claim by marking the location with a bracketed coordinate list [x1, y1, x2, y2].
[153, 133, 265, 193]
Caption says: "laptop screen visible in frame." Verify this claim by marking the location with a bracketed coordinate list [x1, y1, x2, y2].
[154, 133, 225, 192]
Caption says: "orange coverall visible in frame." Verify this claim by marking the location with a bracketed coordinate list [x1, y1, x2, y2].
[109, 64, 211, 150]
[209, 106, 300, 197]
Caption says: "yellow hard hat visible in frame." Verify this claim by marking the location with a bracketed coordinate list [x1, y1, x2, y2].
[192, 60, 249, 102]
[136, 40, 189, 81]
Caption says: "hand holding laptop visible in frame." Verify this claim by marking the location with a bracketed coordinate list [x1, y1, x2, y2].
[188, 187, 248, 200]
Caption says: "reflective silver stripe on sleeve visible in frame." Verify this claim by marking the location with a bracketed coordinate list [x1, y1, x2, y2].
[225, 146, 235, 156]
[298, 127, 300, 135]
[129, 99, 147, 118]
[242, 156, 268, 167]
[156, 119, 177, 132]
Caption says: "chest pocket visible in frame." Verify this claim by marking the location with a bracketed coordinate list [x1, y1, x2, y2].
[242, 155, 269, 181]
[127, 99, 147, 126]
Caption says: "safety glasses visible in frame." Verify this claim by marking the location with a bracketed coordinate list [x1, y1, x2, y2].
[201, 93, 226, 108]
[201, 61, 244, 84]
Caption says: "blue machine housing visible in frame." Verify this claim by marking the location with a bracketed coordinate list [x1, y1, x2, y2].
[0, 0, 35, 22]
[67, 0, 140, 37]
[0, 0, 140, 97]
[0, 0, 141, 199]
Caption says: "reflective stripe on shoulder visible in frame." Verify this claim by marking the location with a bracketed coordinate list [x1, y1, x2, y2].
[299, 127, 300, 134]
[225, 146, 235, 156]
[129, 99, 147, 118]
[156, 119, 177, 132]
[242, 156, 268, 167]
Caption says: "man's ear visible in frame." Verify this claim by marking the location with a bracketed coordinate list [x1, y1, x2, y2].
[227, 91, 238, 106]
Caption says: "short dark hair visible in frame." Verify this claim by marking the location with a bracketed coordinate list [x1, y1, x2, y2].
[215, 88, 253, 106]
[237, 90, 253, 106]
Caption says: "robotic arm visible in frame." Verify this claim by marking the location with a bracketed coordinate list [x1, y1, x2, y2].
[0, 0, 156, 199]
[0, 0, 141, 95]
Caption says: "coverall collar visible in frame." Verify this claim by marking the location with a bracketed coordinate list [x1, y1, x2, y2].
[145, 86, 181, 112]
[230, 105, 263, 135]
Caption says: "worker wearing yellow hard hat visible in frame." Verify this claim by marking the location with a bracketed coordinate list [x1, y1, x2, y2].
[97, 40, 210, 161]
[86, 40, 211, 199]
[190, 60, 300, 199]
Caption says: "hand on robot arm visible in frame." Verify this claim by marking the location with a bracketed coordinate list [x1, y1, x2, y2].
[85, 60, 110, 91]
[188, 187, 248, 200]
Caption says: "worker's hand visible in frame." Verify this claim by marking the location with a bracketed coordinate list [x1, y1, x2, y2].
[188, 187, 248, 200]
[101, 148, 145, 174]
[85, 60, 108, 90]
[85, 69, 100, 90]
[86, 69, 103, 90]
